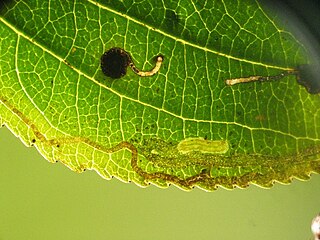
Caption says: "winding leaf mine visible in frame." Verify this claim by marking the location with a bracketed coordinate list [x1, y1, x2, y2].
[0, 0, 320, 191]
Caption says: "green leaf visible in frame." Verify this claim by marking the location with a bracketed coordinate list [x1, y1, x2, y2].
[0, 0, 319, 191]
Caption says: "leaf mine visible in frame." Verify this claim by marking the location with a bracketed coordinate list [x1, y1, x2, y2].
[100, 47, 163, 79]
[225, 64, 320, 94]
[177, 137, 229, 154]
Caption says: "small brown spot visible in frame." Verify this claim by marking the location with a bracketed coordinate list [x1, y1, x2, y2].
[64, 60, 72, 68]
[255, 115, 265, 121]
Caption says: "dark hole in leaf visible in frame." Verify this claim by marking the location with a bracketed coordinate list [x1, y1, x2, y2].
[296, 64, 320, 94]
[101, 47, 130, 79]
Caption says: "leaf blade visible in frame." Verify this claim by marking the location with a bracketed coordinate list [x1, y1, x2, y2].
[1, 0, 319, 191]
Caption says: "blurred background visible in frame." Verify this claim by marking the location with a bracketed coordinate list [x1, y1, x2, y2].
[1, 126, 320, 240]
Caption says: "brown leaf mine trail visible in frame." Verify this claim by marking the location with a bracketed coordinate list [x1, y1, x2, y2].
[1, 96, 320, 191]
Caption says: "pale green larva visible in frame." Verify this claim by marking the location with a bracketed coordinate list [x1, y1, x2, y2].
[177, 138, 229, 155]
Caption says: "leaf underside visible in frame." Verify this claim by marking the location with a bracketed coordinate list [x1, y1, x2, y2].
[0, 0, 319, 191]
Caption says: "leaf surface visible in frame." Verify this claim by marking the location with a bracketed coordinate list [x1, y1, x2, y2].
[0, 0, 319, 191]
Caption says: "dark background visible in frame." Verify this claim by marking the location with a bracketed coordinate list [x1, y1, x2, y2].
[263, 0, 320, 51]
[278, 0, 320, 38]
